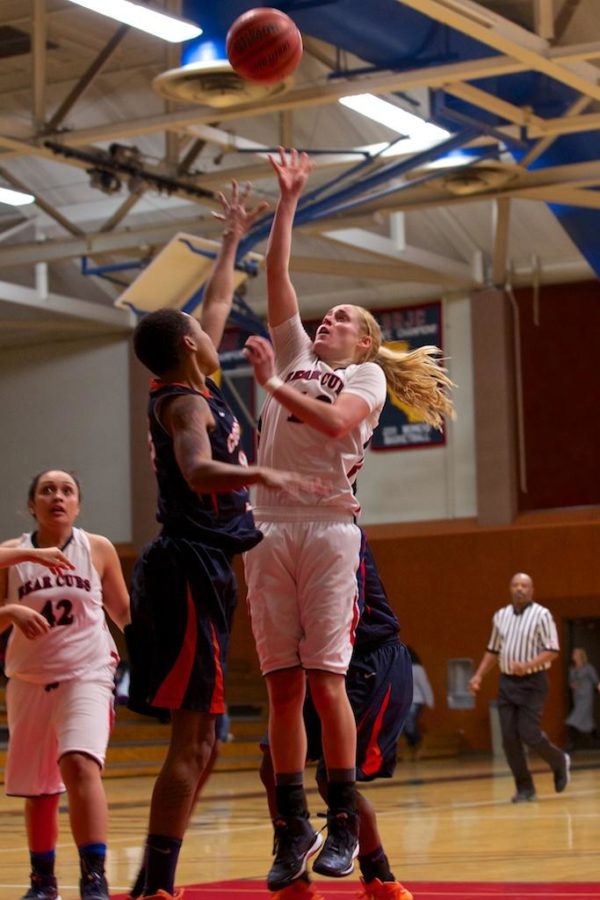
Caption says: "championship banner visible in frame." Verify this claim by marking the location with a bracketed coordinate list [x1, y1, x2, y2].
[371, 301, 445, 451]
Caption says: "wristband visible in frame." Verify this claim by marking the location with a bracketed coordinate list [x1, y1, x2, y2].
[264, 375, 284, 394]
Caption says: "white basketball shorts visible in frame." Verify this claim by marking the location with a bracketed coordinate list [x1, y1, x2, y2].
[245, 518, 361, 675]
[5, 666, 116, 797]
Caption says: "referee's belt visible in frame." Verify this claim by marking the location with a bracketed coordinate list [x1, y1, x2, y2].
[501, 668, 546, 678]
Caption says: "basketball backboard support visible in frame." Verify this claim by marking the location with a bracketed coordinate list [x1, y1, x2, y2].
[115, 232, 264, 315]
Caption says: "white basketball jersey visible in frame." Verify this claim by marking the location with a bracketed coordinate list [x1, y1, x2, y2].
[5, 528, 118, 683]
[254, 314, 387, 517]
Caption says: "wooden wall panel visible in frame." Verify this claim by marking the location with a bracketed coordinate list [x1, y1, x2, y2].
[516, 280, 600, 510]
[223, 512, 600, 750]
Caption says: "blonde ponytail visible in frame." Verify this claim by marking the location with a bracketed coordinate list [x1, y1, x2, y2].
[356, 307, 455, 430]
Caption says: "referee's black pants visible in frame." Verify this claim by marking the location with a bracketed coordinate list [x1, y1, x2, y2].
[497, 671, 564, 793]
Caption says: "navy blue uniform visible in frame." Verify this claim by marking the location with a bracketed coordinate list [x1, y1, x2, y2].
[127, 379, 262, 715]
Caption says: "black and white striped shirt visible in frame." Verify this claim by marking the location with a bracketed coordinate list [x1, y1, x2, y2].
[487, 602, 559, 675]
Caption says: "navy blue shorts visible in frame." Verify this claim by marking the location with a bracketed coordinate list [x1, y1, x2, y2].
[305, 640, 413, 781]
[126, 533, 237, 715]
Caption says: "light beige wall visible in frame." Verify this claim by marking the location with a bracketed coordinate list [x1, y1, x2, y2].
[0, 336, 131, 543]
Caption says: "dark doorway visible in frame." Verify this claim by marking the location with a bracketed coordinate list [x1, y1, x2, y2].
[565, 617, 600, 749]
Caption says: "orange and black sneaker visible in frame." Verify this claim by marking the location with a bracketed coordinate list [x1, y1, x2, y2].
[271, 879, 325, 900]
[359, 877, 414, 900]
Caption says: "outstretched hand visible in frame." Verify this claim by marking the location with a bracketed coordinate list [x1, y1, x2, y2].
[261, 468, 332, 500]
[30, 547, 76, 575]
[244, 335, 277, 386]
[212, 180, 269, 238]
[268, 147, 313, 200]
[468, 674, 482, 695]
[11, 605, 50, 640]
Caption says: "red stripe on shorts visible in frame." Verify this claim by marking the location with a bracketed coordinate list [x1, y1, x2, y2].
[152, 583, 197, 708]
[208, 622, 225, 714]
[359, 683, 392, 777]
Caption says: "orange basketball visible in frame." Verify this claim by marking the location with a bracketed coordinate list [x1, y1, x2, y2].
[226, 7, 303, 85]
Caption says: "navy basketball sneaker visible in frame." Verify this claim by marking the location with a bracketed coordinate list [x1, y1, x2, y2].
[268, 814, 323, 891]
[312, 809, 359, 877]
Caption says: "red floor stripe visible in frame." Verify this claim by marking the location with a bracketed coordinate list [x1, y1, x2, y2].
[113, 880, 600, 899]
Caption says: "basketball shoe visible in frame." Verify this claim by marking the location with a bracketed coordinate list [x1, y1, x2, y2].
[312, 809, 359, 877]
[359, 877, 414, 900]
[79, 870, 109, 900]
[267, 815, 323, 891]
[270, 879, 325, 900]
[20, 873, 61, 900]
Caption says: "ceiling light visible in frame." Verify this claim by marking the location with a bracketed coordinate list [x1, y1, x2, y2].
[0, 186, 35, 206]
[340, 94, 451, 154]
[66, 0, 202, 43]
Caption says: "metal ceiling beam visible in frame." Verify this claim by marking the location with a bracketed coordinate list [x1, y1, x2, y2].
[164, 0, 181, 172]
[41, 56, 529, 149]
[0, 215, 214, 267]
[45, 24, 130, 134]
[534, 0, 555, 40]
[0, 41, 598, 167]
[31, 0, 47, 131]
[318, 158, 600, 217]
[530, 110, 600, 137]
[520, 95, 592, 168]
[510, 186, 600, 209]
[555, 0, 582, 41]
[397, 0, 600, 100]
[443, 83, 546, 130]
[0, 166, 84, 237]
[0, 278, 134, 328]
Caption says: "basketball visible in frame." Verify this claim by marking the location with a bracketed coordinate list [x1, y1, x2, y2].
[226, 7, 303, 85]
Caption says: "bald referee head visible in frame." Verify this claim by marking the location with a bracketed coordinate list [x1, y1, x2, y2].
[510, 572, 533, 611]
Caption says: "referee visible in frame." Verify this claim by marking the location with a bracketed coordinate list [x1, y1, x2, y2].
[469, 572, 570, 803]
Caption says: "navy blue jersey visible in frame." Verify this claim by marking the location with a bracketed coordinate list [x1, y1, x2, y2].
[148, 378, 262, 555]
[354, 531, 400, 653]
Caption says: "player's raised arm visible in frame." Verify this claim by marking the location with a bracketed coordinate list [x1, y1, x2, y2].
[265, 147, 313, 328]
[201, 181, 268, 351]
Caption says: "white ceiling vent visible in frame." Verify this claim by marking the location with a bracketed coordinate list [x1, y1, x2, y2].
[438, 162, 520, 196]
[152, 60, 292, 108]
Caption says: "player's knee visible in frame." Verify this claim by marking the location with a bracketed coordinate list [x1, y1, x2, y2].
[308, 672, 346, 713]
[59, 750, 102, 786]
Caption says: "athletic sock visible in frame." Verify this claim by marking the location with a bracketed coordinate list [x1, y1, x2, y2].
[78, 842, 106, 879]
[144, 834, 182, 895]
[359, 845, 396, 883]
[30, 850, 56, 878]
[275, 772, 308, 819]
[326, 768, 357, 814]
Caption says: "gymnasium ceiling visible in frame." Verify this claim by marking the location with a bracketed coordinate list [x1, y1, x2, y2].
[0, 0, 599, 347]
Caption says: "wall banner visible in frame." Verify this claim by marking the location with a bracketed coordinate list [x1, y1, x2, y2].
[371, 301, 445, 451]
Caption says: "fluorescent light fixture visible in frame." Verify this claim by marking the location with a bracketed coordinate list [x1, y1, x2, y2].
[421, 151, 477, 170]
[66, 0, 202, 43]
[0, 186, 35, 206]
[340, 94, 451, 154]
